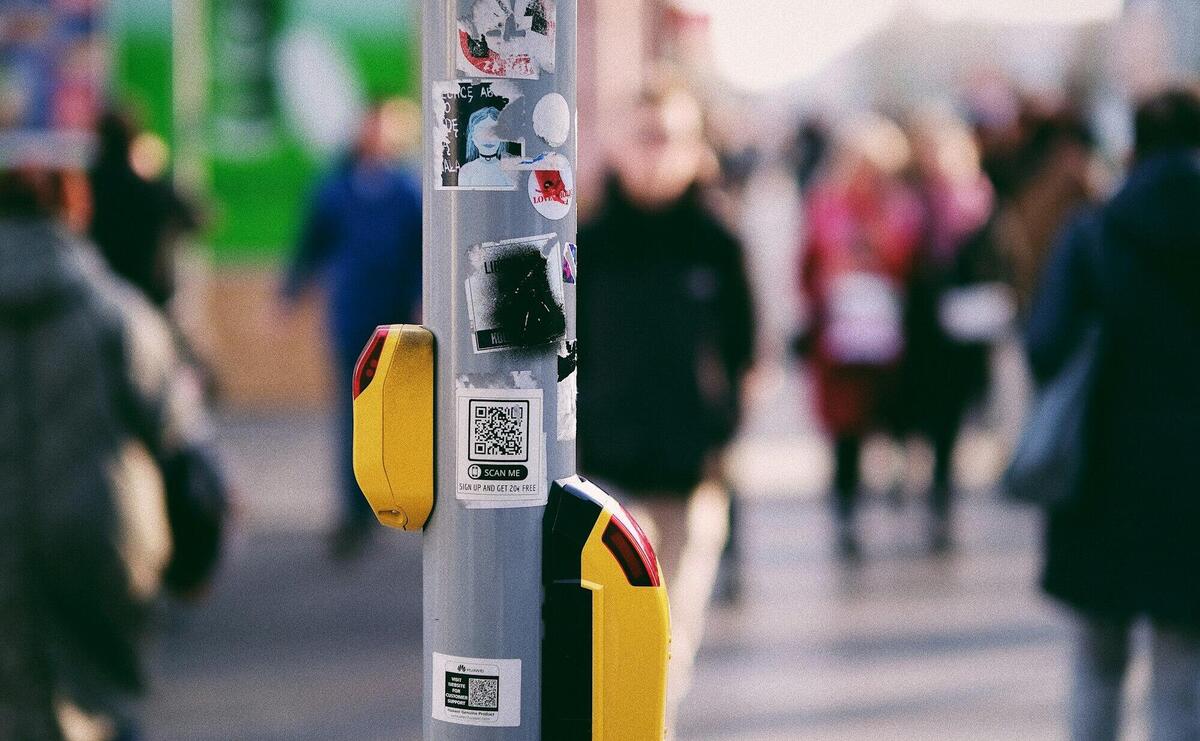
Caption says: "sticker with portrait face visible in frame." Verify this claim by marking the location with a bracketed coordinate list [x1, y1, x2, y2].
[433, 80, 525, 191]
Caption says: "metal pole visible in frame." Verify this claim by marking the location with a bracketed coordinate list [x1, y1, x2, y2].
[422, 1, 577, 738]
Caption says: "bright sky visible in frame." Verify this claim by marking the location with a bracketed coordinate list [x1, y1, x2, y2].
[676, 0, 1125, 93]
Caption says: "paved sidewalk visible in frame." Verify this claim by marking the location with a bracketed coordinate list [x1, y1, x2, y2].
[143, 412, 1154, 740]
[679, 496, 1072, 741]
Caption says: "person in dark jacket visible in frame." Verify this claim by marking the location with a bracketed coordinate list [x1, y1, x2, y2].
[281, 100, 422, 558]
[89, 110, 198, 309]
[578, 78, 756, 738]
[0, 166, 215, 740]
[1026, 84, 1200, 741]
[896, 110, 998, 552]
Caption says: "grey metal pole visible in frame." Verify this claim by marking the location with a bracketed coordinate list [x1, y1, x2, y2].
[422, 1, 576, 738]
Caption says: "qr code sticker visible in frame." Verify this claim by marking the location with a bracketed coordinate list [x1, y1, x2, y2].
[468, 677, 500, 711]
[469, 400, 529, 462]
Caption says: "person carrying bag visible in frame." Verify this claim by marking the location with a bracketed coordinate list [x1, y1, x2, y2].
[1014, 85, 1200, 741]
[1004, 214, 1104, 511]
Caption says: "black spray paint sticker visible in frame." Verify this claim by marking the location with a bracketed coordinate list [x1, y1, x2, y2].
[465, 233, 566, 353]
[434, 79, 524, 190]
[432, 652, 521, 727]
[456, 385, 546, 507]
[456, 0, 556, 80]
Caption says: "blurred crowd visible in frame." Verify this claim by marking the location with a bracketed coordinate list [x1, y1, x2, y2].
[0, 12, 1198, 739]
[577, 70, 1200, 740]
[790, 89, 1104, 558]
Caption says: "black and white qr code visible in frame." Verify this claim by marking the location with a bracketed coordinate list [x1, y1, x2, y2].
[469, 400, 529, 462]
[468, 677, 500, 711]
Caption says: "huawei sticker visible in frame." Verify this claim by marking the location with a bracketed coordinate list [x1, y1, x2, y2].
[527, 157, 574, 221]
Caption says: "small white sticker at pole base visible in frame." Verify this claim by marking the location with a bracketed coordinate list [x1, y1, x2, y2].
[432, 652, 522, 727]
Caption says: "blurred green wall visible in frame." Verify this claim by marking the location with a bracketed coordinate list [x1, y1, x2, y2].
[112, 0, 417, 263]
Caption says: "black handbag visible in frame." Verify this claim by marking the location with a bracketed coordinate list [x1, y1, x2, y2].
[1003, 323, 1102, 509]
[160, 444, 229, 595]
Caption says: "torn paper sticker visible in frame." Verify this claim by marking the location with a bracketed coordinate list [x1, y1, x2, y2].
[457, 0, 556, 80]
[557, 340, 577, 442]
[562, 242, 577, 284]
[533, 92, 570, 147]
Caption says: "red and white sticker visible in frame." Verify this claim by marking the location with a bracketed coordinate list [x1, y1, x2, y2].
[527, 156, 574, 221]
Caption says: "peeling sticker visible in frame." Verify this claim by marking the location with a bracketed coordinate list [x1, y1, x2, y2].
[435, 80, 525, 190]
[502, 150, 567, 172]
[557, 340, 578, 442]
[528, 157, 574, 221]
[457, 370, 540, 391]
[433, 652, 522, 727]
[465, 234, 566, 353]
[533, 92, 570, 147]
[456, 0, 556, 80]
[456, 382, 546, 508]
[562, 242, 577, 284]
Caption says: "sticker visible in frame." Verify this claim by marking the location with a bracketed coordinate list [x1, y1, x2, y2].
[562, 242, 577, 284]
[432, 652, 522, 727]
[456, 386, 546, 507]
[435, 80, 525, 190]
[528, 157, 574, 221]
[502, 150, 567, 172]
[533, 92, 570, 147]
[456, 0, 556, 80]
[557, 341, 578, 442]
[466, 233, 565, 353]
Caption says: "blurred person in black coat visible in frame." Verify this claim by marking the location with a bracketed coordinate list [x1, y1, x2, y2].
[0, 165, 220, 741]
[577, 76, 756, 738]
[1026, 84, 1200, 741]
[88, 110, 198, 309]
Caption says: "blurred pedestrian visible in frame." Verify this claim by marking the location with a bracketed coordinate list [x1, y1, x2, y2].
[790, 116, 832, 194]
[280, 99, 422, 559]
[796, 113, 924, 559]
[1026, 84, 1200, 741]
[578, 75, 756, 737]
[895, 109, 999, 551]
[0, 163, 222, 740]
[89, 109, 198, 310]
[995, 100, 1102, 311]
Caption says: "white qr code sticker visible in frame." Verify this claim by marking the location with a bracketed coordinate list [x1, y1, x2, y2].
[456, 386, 545, 507]
[432, 652, 521, 727]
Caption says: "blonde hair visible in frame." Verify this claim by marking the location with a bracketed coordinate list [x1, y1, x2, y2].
[837, 112, 911, 176]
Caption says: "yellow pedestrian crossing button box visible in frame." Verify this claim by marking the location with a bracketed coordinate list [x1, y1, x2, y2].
[543, 476, 671, 739]
[352, 325, 435, 531]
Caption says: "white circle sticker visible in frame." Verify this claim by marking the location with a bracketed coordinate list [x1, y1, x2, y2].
[527, 158, 574, 221]
[532, 93, 571, 148]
